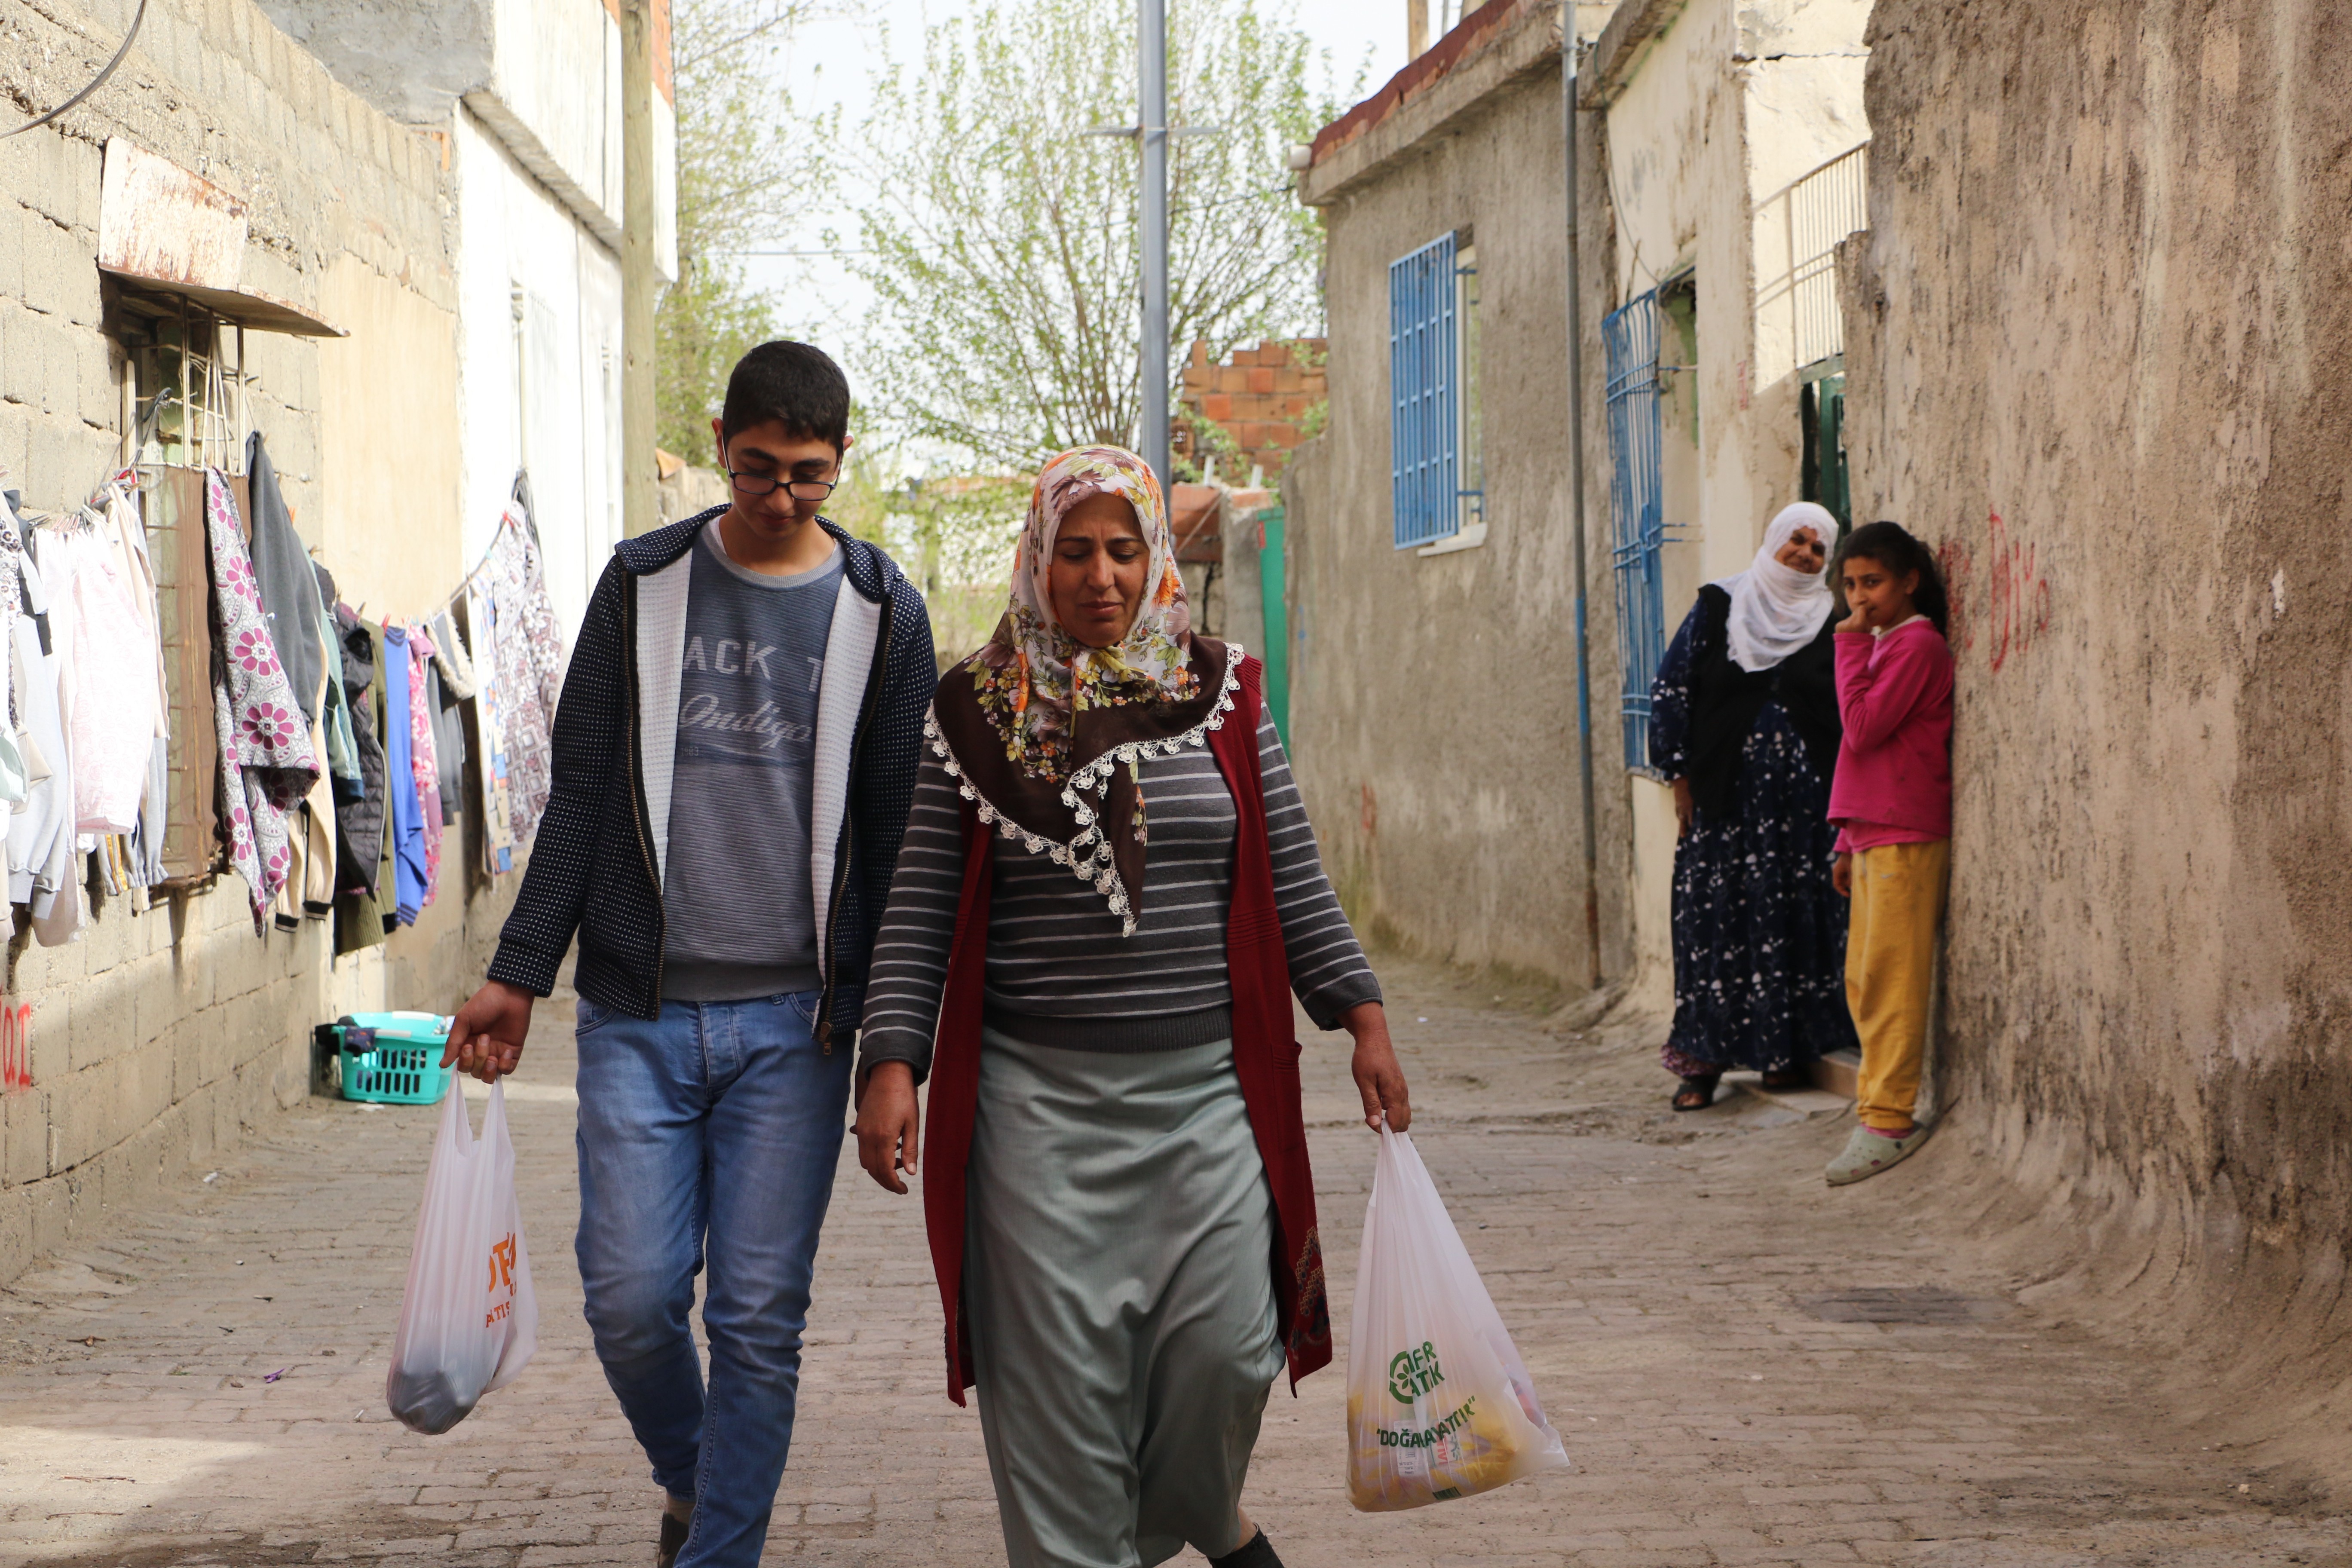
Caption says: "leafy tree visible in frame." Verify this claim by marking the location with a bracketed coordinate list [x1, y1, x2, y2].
[843, 0, 1344, 472]
[655, 0, 834, 459]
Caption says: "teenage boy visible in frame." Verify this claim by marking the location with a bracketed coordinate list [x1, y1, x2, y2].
[443, 341, 936, 1568]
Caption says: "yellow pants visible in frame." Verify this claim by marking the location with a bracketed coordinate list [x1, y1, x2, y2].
[1845, 839, 1949, 1131]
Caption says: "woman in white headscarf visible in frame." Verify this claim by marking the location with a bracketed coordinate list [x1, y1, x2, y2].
[1647, 502, 1859, 1109]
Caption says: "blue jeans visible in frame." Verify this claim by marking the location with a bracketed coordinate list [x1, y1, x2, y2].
[573, 990, 851, 1568]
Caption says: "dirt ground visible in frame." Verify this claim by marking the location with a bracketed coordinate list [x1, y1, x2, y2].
[1, 959, 2347, 1567]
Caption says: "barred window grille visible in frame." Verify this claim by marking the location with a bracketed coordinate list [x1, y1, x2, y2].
[1603, 290, 1668, 775]
[1388, 233, 1481, 549]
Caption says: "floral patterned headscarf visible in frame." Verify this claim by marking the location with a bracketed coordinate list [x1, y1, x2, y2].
[974, 445, 1197, 780]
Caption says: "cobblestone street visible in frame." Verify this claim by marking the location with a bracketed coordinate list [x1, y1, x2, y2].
[2, 964, 2345, 1568]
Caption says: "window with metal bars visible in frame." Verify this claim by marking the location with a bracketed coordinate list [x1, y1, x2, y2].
[1604, 289, 1668, 775]
[1388, 233, 1482, 549]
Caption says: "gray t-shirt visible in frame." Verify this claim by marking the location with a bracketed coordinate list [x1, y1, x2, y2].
[661, 523, 843, 1001]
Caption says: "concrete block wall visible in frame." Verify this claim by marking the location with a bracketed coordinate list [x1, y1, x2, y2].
[0, 0, 518, 1285]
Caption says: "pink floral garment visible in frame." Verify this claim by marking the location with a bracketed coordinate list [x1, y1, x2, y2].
[466, 583, 517, 876]
[484, 509, 565, 846]
[204, 469, 319, 931]
[407, 625, 444, 908]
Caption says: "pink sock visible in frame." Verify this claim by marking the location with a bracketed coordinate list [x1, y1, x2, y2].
[1867, 1124, 1914, 1139]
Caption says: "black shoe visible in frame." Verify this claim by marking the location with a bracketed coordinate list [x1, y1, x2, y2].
[1672, 1074, 1720, 1111]
[1210, 1529, 1284, 1568]
[656, 1507, 690, 1568]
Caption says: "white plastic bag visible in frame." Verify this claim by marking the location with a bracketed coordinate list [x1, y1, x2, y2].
[1347, 1123, 1570, 1510]
[385, 1078, 537, 1434]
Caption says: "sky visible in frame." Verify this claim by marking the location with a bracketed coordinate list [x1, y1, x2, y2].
[734, 0, 1407, 351]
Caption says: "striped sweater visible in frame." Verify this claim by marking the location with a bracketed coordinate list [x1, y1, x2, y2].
[857, 711, 1380, 1078]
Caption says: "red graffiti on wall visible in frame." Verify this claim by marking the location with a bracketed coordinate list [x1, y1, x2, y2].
[1935, 510, 2049, 673]
[0, 1004, 32, 1092]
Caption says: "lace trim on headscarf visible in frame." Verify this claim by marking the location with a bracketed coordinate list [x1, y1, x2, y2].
[925, 642, 1243, 936]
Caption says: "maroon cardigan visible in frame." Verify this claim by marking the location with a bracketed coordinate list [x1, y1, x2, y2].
[918, 656, 1332, 1404]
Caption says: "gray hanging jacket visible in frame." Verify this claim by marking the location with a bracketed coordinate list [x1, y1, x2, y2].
[314, 561, 364, 802]
[245, 433, 323, 725]
[332, 603, 387, 896]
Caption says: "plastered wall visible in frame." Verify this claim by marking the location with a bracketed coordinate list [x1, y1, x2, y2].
[0, 0, 519, 1283]
[1840, 0, 2352, 1428]
[1290, 3, 1635, 997]
[1593, 0, 1871, 1006]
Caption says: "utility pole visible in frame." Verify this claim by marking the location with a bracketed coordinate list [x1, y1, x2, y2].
[1562, 0, 1602, 990]
[1092, 0, 1214, 486]
[620, 0, 659, 537]
[1139, 0, 1170, 488]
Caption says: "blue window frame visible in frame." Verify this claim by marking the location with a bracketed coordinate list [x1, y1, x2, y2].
[1388, 233, 1480, 548]
[1604, 289, 1668, 774]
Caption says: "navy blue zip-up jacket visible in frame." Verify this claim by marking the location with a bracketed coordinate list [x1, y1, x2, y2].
[487, 511, 937, 1044]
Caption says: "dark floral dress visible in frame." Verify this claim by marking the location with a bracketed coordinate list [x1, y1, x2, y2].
[1649, 595, 1858, 1078]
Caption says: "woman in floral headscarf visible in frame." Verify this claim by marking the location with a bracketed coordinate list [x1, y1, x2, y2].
[854, 446, 1408, 1568]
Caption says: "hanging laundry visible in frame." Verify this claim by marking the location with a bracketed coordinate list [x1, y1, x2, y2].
[278, 677, 337, 931]
[481, 500, 564, 846]
[203, 468, 320, 933]
[315, 563, 363, 804]
[466, 582, 516, 876]
[383, 622, 427, 925]
[406, 625, 444, 909]
[331, 605, 387, 897]
[98, 479, 169, 738]
[426, 609, 470, 827]
[101, 476, 171, 891]
[245, 434, 323, 726]
[9, 541, 80, 944]
[332, 613, 394, 956]
[0, 488, 33, 805]
[50, 504, 162, 834]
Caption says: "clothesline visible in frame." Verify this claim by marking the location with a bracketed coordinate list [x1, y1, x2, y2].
[90, 460, 533, 636]
[422, 503, 534, 625]
[0, 448, 572, 948]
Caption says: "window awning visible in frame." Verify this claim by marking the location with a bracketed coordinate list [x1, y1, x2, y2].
[96, 139, 345, 338]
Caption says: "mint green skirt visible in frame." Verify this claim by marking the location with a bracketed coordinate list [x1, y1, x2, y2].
[966, 1026, 1287, 1568]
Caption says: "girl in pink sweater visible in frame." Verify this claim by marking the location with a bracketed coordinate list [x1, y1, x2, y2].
[1823, 523, 1953, 1186]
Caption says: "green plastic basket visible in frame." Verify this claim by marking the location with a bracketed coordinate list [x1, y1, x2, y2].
[335, 1011, 455, 1105]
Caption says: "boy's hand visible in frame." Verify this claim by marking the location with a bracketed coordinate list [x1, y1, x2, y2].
[444, 980, 535, 1082]
[855, 1062, 921, 1194]
[1832, 852, 1853, 899]
[1671, 777, 1694, 839]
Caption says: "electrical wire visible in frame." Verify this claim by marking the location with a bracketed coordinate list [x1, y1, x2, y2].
[3, 0, 150, 139]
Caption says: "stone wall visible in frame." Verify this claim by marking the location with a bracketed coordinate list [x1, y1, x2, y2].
[1840, 0, 2352, 1470]
[0, 0, 519, 1283]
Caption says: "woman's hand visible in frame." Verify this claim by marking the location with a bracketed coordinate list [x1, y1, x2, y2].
[1832, 852, 1853, 898]
[1341, 1002, 1411, 1133]
[1671, 777, 1694, 839]
[854, 1061, 922, 1194]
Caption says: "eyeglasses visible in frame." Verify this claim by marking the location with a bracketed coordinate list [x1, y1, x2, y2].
[728, 469, 838, 501]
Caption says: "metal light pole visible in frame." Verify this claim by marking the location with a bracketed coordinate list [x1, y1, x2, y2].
[620, 0, 658, 536]
[1090, 0, 1216, 485]
[1139, 0, 1170, 487]
[1563, 1, 1602, 988]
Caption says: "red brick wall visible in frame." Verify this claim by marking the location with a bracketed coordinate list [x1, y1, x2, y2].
[1175, 338, 1328, 479]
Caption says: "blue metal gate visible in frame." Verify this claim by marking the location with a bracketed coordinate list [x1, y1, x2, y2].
[1389, 233, 1458, 549]
[1603, 290, 1667, 774]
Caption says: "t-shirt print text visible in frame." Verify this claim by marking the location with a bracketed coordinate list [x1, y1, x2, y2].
[679, 634, 824, 761]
